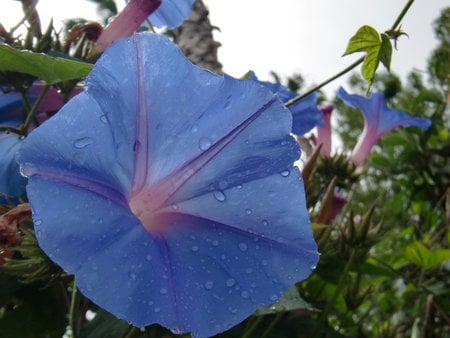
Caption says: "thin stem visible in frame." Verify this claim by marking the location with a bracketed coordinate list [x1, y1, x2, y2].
[20, 85, 49, 135]
[390, 0, 415, 31]
[261, 312, 284, 338]
[242, 315, 264, 338]
[285, 0, 415, 106]
[0, 126, 22, 134]
[69, 282, 79, 338]
[9, 0, 39, 35]
[286, 56, 364, 107]
[312, 249, 356, 338]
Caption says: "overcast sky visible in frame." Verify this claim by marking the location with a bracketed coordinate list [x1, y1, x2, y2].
[1, 0, 447, 96]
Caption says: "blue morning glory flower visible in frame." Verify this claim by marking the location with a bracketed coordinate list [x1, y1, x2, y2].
[150, 0, 195, 29]
[337, 87, 432, 165]
[17, 33, 318, 337]
[248, 72, 324, 135]
[0, 92, 28, 202]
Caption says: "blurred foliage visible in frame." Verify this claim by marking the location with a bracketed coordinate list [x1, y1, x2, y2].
[0, 3, 449, 338]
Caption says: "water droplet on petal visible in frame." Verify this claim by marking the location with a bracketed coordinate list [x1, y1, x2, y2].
[159, 288, 168, 294]
[212, 240, 219, 247]
[241, 291, 249, 299]
[34, 219, 43, 226]
[245, 267, 253, 274]
[154, 307, 161, 313]
[280, 169, 290, 177]
[245, 208, 252, 215]
[145, 255, 152, 261]
[261, 259, 268, 266]
[199, 137, 212, 151]
[270, 294, 279, 302]
[226, 278, 236, 287]
[191, 245, 199, 252]
[74, 137, 93, 149]
[128, 272, 137, 281]
[262, 220, 269, 226]
[236, 184, 243, 190]
[100, 115, 108, 123]
[205, 280, 214, 290]
[213, 190, 226, 202]
[190, 124, 199, 133]
[238, 243, 248, 252]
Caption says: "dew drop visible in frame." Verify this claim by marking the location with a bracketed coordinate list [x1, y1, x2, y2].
[198, 137, 212, 151]
[212, 240, 219, 247]
[191, 245, 199, 252]
[190, 124, 199, 133]
[100, 115, 108, 123]
[270, 294, 279, 302]
[159, 288, 168, 294]
[261, 259, 268, 266]
[213, 190, 226, 202]
[128, 272, 137, 281]
[226, 278, 236, 287]
[145, 255, 152, 261]
[154, 307, 161, 313]
[236, 184, 243, 190]
[262, 220, 269, 226]
[280, 169, 290, 177]
[34, 219, 43, 226]
[245, 208, 252, 215]
[238, 243, 248, 252]
[228, 307, 238, 314]
[204, 280, 214, 290]
[245, 267, 253, 274]
[241, 291, 249, 299]
[73, 137, 93, 149]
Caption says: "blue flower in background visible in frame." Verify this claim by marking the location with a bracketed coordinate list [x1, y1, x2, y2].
[17, 33, 318, 337]
[248, 72, 324, 135]
[150, 0, 195, 29]
[337, 87, 432, 165]
[0, 92, 29, 202]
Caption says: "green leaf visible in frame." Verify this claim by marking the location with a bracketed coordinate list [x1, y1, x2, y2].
[255, 285, 313, 315]
[0, 44, 92, 84]
[79, 309, 130, 338]
[404, 241, 450, 270]
[343, 25, 393, 86]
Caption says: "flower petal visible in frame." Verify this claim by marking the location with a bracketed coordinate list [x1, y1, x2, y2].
[150, 0, 195, 29]
[0, 134, 26, 199]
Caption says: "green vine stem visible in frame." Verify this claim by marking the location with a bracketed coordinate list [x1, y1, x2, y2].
[312, 249, 357, 338]
[285, 0, 415, 107]
[69, 282, 79, 338]
[20, 85, 50, 135]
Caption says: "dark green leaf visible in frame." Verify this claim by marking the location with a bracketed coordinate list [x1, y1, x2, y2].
[404, 241, 450, 270]
[0, 44, 92, 84]
[255, 285, 314, 315]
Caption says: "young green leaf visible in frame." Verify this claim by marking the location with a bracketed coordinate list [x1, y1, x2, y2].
[343, 25, 393, 86]
[0, 44, 92, 84]
[404, 241, 450, 270]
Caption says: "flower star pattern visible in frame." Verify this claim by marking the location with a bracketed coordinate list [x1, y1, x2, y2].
[17, 33, 318, 337]
[248, 72, 324, 135]
[337, 87, 432, 165]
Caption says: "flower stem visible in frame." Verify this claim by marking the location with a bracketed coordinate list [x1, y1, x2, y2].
[285, 56, 364, 107]
[390, 0, 415, 31]
[69, 282, 79, 338]
[20, 85, 49, 135]
[285, 0, 415, 106]
[312, 249, 356, 337]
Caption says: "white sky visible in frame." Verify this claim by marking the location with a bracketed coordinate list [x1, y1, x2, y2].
[1, 0, 447, 97]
